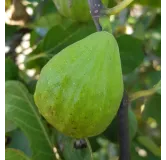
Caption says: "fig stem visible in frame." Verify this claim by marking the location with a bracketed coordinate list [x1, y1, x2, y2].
[101, 0, 133, 16]
[88, 0, 103, 31]
[118, 91, 130, 160]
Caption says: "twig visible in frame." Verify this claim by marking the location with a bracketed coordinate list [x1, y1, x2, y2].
[88, 0, 103, 31]
[129, 88, 156, 101]
[101, 0, 134, 16]
[118, 91, 130, 160]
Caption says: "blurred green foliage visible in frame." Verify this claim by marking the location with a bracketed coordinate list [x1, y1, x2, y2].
[5, 0, 161, 160]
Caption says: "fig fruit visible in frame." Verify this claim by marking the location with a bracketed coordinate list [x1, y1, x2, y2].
[34, 31, 123, 138]
[53, 0, 108, 22]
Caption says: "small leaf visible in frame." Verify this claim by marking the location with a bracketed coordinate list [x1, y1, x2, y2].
[137, 136, 161, 157]
[5, 81, 55, 160]
[5, 148, 31, 160]
[34, 0, 57, 16]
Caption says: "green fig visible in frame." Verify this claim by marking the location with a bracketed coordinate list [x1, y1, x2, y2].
[34, 31, 123, 138]
[53, 0, 108, 22]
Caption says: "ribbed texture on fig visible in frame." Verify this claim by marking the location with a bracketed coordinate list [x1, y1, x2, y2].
[34, 31, 123, 138]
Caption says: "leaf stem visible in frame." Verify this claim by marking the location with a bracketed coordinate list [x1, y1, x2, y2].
[101, 0, 134, 15]
[129, 88, 156, 101]
[85, 138, 93, 159]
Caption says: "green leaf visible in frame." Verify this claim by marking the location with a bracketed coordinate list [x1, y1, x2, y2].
[133, 11, 157, 40]
[5, 148, 31, 160]
[131, 142, 161, 160]
[5, 81, 55, 160]
[32, 13, 62, 29]
[27, 80, 37, 94]
[8, 129, 32, 157]
[145, 27, 161, 56]
[24, 22, 96, 69]
[144, 71, 161, 89]
[134, 0, 161, 8]
[5, 120, 17, 133]
[143, 93, 161, 124]
[116, 35, 144, 74]
[108, 0, 117, 8]
[156, 41, 161, 57]
[89, 136, 101, 152]
[5, 24, 18, 41]
[137, 136, 161, 157]
[5, 58, 18, 81]
[33, 0, 57, 16]
[26, 0, 39, 2]
[154, 80, 161, 94]
[53, 130, 93, 160]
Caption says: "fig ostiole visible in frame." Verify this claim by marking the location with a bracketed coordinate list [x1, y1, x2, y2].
[34, 31, 124, 138]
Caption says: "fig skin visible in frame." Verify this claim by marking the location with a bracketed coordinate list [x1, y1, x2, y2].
[34, 31, 124, 138]
[53, 0, 108, 22]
